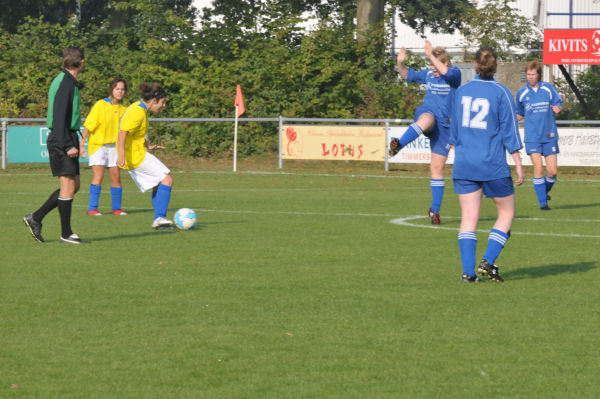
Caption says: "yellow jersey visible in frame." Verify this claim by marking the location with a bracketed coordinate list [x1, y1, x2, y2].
[83, 97, 126, 156]
[118, 100, 149, 170]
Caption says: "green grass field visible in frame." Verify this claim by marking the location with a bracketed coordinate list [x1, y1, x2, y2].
[1, 159, 599, 398]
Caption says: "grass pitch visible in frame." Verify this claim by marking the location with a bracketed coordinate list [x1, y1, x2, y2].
[1, 159, 599, 398]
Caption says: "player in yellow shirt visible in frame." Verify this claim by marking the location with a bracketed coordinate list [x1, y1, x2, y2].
[117, 82, 174, 229]
[80, 78, 128, 216]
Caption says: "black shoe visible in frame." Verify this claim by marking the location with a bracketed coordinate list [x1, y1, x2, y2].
[546, 194, 551, 201]
[60, 233, 83, 244]
[540, 205, 551, 210]
[388, 138, 402, 157]
[23, 213, 44, 243]
[462, 274, 481, 283]
[477, 259, 504, 282]
[428, 209, 441, 225]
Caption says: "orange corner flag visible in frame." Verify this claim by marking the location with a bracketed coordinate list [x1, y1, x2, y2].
[234, 84, 245, 117]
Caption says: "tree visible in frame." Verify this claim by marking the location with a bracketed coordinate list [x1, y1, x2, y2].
[458, 0, 542, 60]
[388, 0, 473, 35]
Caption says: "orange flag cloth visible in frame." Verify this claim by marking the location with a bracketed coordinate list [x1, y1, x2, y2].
[235, 84, 245, 117]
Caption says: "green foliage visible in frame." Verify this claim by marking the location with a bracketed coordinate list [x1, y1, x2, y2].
[390, 0, 473, 35]
[0, 1, 427, 157]
[458, 0, 541, 61]
[555, 67, 600, 120]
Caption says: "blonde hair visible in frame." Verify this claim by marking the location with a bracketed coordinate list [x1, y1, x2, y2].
[432, 47, 451, 66]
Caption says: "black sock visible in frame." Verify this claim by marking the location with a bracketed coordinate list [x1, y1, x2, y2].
[57, 197, 73, 238]
[33, 189, 60, 222]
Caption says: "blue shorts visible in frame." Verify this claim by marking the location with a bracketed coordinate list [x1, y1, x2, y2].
[453, 177, 515, 198]
[414, 106, 451, 157]
[525, 140, 560, 156]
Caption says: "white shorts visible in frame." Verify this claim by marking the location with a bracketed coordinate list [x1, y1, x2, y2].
[127, 152, 171, 192]
[88, 144, 118, 167]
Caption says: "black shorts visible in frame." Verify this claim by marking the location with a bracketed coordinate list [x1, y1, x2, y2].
[47, 132, 80, 177]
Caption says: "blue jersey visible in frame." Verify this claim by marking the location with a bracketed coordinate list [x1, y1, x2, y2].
[406, 66, 461, 127]
[515, 81, 562, 143]
[450, 76, 522, 181]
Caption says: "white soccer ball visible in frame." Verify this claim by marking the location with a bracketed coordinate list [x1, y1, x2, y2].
[174, 208, 197, 230]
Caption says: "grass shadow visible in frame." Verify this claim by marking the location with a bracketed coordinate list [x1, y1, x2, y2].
[551, 203, 600, 210]
[504, 261, 596, 280]
[90, 230, 180, 241]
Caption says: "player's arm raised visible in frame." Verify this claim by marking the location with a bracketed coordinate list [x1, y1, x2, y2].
[396, 46, 409, 80]
[425, 40, 448, 75]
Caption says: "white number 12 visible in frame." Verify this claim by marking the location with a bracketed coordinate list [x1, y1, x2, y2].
[461, 96, 489, 129]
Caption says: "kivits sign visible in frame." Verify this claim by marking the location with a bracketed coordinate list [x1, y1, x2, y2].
[543, 29, 600, 65]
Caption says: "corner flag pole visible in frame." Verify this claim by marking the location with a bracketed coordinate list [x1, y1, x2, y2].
[233, 106, 239, 172]
[233, 85, 245, 172]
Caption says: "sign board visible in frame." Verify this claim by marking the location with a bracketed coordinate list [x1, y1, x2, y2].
[281, 125, 386, 161]
[7, 126, 88, 163]
[543, 29, 600, 65]
[388, 126, 599, 167]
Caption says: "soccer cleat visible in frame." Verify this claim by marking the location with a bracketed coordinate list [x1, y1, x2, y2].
[152, 217, 174, 230]
[23, 213, 44, 243]
[111, 209, 128, 216]
[87, 209, 103, 216]
[60, 233, 82, 244]
[462, 274, 481, 283]
[540, 205, 551, 210]
[546, 194, 551, 201]
[477, 259, 504, 282]
[388, 138, 402, 157]
[428, 209, 441, 225]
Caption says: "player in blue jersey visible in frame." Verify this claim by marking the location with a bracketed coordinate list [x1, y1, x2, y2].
[450, 47, 524, 283]
[390, 40, 461, 224]
[515, 60, 562, 210]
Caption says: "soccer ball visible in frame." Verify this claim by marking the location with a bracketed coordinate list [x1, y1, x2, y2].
[174, 208, 197, 230]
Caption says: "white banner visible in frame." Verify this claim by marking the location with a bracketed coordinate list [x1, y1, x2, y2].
[388, 127, 600, 167]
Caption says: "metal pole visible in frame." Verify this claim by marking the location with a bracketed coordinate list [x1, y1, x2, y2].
[278, 115, 283, 169]
[1, 119, 7, 170]
[233, 107, 238, 172]
[384, 120, 389, 172]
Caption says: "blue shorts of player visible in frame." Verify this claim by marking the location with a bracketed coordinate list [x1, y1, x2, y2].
[453, 177, 514, 198]
[414, 105, 451, 157]
[525, 140, 560, 156]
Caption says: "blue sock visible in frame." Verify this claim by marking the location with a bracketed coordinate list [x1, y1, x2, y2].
[458, 232, 477, 276]
[88, 184, 101, 211]
[483, 229, 510, 265]
[151, 189, 158, 211]
[430, 179, 445, 213]
[399, 123, 423, 147]
[154, 184, 171, 219]
[111, 186, 123, 211]
[533, 177, 547, 207]
[545, 175, 556, 195]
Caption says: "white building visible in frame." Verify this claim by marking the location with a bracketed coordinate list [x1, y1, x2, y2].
[391, 0, 600, 54]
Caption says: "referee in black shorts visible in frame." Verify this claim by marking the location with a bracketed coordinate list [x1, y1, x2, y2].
[24, 46, 86, 244]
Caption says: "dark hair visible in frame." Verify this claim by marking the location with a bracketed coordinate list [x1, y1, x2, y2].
[109, 77, 127, 98]
[526, 60, 542, 80]
[63, 46, 84, 69]
[139, 83, 167, 101]
[474, 47, 497, 79]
